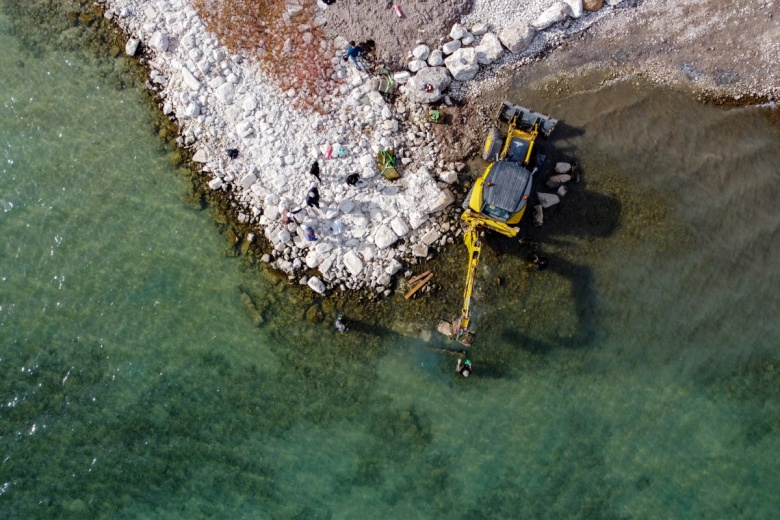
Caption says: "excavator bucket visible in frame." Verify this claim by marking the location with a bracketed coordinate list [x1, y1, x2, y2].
[437, 319, 475, 347]
[496, 101, 558, 137]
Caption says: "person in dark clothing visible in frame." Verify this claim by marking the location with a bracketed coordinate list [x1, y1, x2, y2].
[345, 41, 364, 71]
[456, 358, 473, 377]
[309, 161, 321, 182]
[532, 252, 548, 271]
[306, 186, 320, 208]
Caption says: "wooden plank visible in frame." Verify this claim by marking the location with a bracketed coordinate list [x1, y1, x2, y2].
[407, 270, 432, 286]
[404, 273, 434, 300]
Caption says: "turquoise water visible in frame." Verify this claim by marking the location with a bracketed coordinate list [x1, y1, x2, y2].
[2, 2, 779, 519]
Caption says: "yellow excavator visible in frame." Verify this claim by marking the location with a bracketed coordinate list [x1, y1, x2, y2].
[437, 101, 558, 346]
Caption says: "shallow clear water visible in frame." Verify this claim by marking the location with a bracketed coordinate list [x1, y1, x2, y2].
[1, 3, 779, 519]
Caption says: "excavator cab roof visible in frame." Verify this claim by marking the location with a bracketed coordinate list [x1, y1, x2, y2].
[479, 161, 533, 222]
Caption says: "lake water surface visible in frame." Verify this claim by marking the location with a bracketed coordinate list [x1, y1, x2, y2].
[1, 2, 779, 518]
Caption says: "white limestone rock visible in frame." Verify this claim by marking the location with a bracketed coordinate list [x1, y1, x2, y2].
[181, 67, 201, 91]
[208, 177, 223, 190]
[537, 192, 561, 208]
[307, 276, 326, 294]
[421, 229, 441, 246]
[439, 170, 457, 184]
[125, 38, 140, 56]
[236, 121, 254, 138]
[390, 216, 410, 237]
[408, 59, 428, 73]
[471, 23, 489, 36]
[498, 22, 537, 54]
[444, 48, 479, 81]
[475, 32, 503, 65]
[532, 2, 570, 30]
[427, 50, 444, 67]
[406, 66, 452, 104]
[239, 172, 257, 189]
[564, 0, 584, 18]
[192, 149, 208, 163]
[393, 71, 411, 84]
[442, 40, 462, 55]
[216, 82, 235, 105]
[374, 224, 399, 250]
[412, 243, 429, 257]
[412, 44, 430, 60]
[449, 23, 466, 40]
[184, 103, 200, 118]
[150, 32, 169, 53]
[546, 174, 572, 188]
[427, 188, 455, 213]
[242, 95, 257, 111]
[605, 0, 624, 5]
[555, 162, 572, 174]
[461, 33, 475, 46]
[385, 258, 403, 275]
[343, 250, 364, 276]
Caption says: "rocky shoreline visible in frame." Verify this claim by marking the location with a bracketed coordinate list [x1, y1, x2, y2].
[96, 0, 777, 298]
[96, 0, 626, 297]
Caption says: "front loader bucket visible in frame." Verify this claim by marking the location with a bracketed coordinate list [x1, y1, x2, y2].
[496, 100, 558, 137]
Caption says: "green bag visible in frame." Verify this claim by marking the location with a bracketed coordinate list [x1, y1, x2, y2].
[377, 149, 400, 180]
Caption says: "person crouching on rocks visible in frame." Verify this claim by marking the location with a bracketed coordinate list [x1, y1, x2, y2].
[306, 186, 320, 208]
[304, 226, 317, 242]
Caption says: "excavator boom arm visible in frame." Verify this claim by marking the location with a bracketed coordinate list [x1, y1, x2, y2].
[452, 210, 520, 338]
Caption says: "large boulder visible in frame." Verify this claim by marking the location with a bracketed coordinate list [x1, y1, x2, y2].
[343, 251, 364, 276]
[475, 32, 503, 65]
[498, 22, 536, 53]
[307, 276, 326, 294]
[390, 216, 410, 237]
[427, 188, 455, 213]
[406, 66, 452, 103]
[531, 2, 570, 30]
[125, 38, 140, 56]
[149, 32, 169, 53]
[373, 224, 399, 250]
[444, 48, 479, 81]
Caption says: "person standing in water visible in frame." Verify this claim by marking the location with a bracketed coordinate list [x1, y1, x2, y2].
[335, 314, 347, 333]
[456, 358, 472, 377]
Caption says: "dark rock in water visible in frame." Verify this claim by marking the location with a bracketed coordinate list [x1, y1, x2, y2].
[305, 304, 323, 323]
